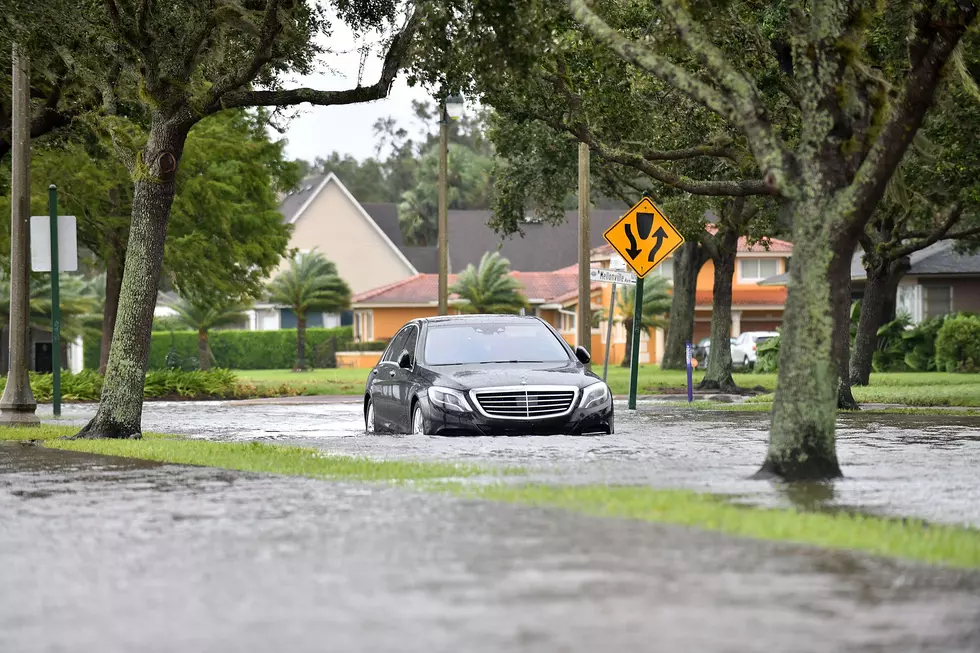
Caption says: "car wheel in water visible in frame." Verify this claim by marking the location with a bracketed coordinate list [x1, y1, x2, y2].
[412, 404, 426, 435]
[365, 399, 376, 434]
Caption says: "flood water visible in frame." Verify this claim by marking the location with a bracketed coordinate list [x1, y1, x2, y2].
[3, 441, 980, 652]
[41, 400, 980, 528]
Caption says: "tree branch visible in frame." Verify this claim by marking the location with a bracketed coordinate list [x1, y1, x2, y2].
[848, 1, 978, 225]
[567, 0, 789, 191]
[889, 204, 964, 259]
[213, 7, 419, 113]
[205, 0, 284, 108]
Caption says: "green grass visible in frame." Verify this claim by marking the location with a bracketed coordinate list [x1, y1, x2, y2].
[235, 366, 980, 407]
[442, 483, 980, 569]
[0, 426, 503, 481]
[237, 368, 369, 396]
[3, 425, 978, 568]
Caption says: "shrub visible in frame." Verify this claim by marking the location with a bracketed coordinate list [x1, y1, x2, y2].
[935, 314, 980, 373]
[754, 335, 780, 373]
[0, 369, 247, 402]
[871, 314, 913, 372]
[902, 315, 947, 372]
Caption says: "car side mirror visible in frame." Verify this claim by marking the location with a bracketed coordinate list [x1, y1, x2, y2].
[574, 346, 591, 364]
[398, 351, 412, 369]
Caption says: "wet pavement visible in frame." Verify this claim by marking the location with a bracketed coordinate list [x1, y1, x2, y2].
[3, 441, 980, 652]
[41, 401, 980, 528]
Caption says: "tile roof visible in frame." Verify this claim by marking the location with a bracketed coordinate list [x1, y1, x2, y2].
[592, 228, 793, 257]
[352, 270, 590, 305]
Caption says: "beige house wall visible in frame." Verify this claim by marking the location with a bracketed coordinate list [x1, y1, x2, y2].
[280, 180, 416, 295]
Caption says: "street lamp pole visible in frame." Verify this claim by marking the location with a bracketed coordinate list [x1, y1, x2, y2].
[437, 99, 449, 315]
[437, 94, 463, 316]
[0, 45, 39, 426]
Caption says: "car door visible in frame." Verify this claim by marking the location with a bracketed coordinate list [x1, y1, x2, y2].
[731, 334, 745, 364]
[387, 325, 420, 433]
[372, 328, 408, 430]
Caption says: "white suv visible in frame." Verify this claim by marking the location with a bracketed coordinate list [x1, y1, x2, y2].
[731, 331, 779, 369]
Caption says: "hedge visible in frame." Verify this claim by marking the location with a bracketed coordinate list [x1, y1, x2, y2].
[85, 327, 368, 371]
[935, 314, 980, 373]
[0, 369, 249, 402]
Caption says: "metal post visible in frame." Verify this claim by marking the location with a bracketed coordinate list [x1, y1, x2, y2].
[437, 101, 449, 315]
[0, 45, 39, 426]
[577, 142, 591, 366]
[628, 275, 644, 410]
[49, 185, 62, 416]
[686, 340, 693, 403]
[602, 283, 616, 382]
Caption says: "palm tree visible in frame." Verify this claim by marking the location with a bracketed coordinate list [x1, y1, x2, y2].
[450, 251, 528, 314]
[267, 250, 351, 370]
[616, 276, 672, 368]
[166, 294, 251, 370]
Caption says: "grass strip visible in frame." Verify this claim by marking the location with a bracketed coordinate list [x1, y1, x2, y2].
[438, 483, 980, 569]
[1, 426, 505, 482]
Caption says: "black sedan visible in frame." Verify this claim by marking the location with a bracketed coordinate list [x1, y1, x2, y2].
[363, 315, 614, 436]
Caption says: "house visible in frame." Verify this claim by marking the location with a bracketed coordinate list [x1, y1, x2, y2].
[759, 239, 980, 325]
[856, 240, 980, 324]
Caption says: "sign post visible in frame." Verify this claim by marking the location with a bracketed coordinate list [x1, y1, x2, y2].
[686, 341, 693, 403]
[602, 284, 615, 383]
[589, 264, 635, 383]
[30, 190, 78, 418]
[602, 196, 685, 410]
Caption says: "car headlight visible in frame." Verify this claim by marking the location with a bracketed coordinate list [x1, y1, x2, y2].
[580, 381, 610, 409]
[427, 386, 472, 413]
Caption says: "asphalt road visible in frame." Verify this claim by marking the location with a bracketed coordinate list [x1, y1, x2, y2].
[3, 442, 980, 653]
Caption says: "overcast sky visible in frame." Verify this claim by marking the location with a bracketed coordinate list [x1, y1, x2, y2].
[273, 16, 437, 164]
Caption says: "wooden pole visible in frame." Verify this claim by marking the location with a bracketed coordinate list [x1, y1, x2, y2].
[577, 142, 591, 365]
[0, 45, 39, 426]
[437, 101, 449, 315]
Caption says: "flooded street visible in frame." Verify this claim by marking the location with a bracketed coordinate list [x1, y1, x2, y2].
[42, 400, 980, 527]
[2, 442, 979, 652]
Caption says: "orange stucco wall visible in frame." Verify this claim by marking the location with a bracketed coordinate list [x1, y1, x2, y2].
[368, 306, 467, 341]
[336, 352, 382, 368]
[696, 257, 789, 301]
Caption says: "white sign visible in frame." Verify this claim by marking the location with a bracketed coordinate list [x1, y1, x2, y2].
[30, 215, 78, 272]
[609, 255, 627, 271]
[590, 268, 636, 286]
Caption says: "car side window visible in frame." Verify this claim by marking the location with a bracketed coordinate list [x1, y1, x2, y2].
[402, 326, 418, 362]
[382, 329, 409, 363]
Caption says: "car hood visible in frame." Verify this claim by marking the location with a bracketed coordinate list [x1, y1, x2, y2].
[420, 361, 599, 391]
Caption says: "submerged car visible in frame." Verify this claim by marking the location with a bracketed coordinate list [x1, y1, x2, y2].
[363, 314, 614, 436]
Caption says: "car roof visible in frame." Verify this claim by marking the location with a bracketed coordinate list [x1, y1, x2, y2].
[414, 314, 545, 326]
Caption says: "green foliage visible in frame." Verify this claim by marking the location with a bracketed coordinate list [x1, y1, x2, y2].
[935, 314, 980, 373]
[266, 251, 352, 320]
[0, 369, 240, 401]
[872, 314, 914, 372]
[755, 335, 781, 373]
[145, 327, 354, 370]
[616, 277, 672, 335]
[0, 272, 99, 340]
[902, 316, 948, 372]
[450, 251, 528, 313]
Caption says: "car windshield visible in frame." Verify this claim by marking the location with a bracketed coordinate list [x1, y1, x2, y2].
[423, 322, 571, 365]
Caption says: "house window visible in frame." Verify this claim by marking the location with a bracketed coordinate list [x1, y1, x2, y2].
[355, 311, 374, 341]
[651, 258, 674, 280]
[739, 258, 779, 282]
[924, 285, 952, 318]
[559, 312, 576, 332]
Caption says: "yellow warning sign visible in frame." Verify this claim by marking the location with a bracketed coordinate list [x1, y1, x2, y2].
[603, 197, 685, 278]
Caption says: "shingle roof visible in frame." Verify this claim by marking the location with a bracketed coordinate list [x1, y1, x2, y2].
[849, 240, 980, 280]
[352, 270, 593, 305]
[447, 209, 627, 272]
[278, 174, 327, 223]
[360, 203, 440, 274]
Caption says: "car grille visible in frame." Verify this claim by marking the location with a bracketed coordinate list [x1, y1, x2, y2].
[472, 387, 577, 419]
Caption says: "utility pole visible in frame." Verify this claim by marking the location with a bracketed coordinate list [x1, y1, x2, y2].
[0, 46, 39, 426]
[577, 142, 591, 365]
[437, 99, 449, 315]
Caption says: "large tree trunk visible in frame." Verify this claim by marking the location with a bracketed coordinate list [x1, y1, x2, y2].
[99, 249, 123, 375]
[296, 316, 307, 370]
[698, 241, 739, 393]
[621, 317, 633, 368]
[829, 243, 860, 410]
[850, 257, 908, 385]
[198, 329, 211, 371]
[756, 199, 842, 481]
[73, 119, 189, 439]
[660, 241, 704, 369]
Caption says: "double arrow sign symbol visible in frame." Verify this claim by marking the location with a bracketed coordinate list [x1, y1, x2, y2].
[624, 212, 668, 263]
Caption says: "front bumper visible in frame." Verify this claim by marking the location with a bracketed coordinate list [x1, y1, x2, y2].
[418, 395, 614, 436]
